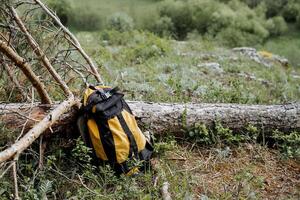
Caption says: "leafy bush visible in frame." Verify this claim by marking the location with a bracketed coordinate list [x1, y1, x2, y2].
[282, 0, 300, 22]
[151, 16, 175, 37]
[158, 0, 194, 39]
[156, 0, 272, 46]
[122, 31, 171, 63]
[69, 8, 103, 31]
[264, 0, 287, 18]
[100, 30, 133, 45]
[297, 14, 300, 28]
[45, 0, 70, 25]
[266, 16, 288, 36]
[107, 12, 134, 32]
[272, 130, 300, 159]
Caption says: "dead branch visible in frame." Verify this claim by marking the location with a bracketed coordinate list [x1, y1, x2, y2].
[3, 62, 30, 101]
[0, 96, 76, 163]
[9, 6, 72, 97]
[0, 39, 52, 104]
[33, 0, 104, 84]
[12, 155, 20, 200]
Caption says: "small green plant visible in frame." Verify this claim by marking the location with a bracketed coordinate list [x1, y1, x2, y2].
[245, 124, 259, 141]
[154, 138, 177, 155]
[187, 122, 261, 146]
[272, 130, 300, 159]
[234, 168, 265, 198]
[188, 123, 212, 145]
[71, 138, 93, 163]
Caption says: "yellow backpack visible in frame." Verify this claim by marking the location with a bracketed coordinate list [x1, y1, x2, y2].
[78, 85, 153, 175]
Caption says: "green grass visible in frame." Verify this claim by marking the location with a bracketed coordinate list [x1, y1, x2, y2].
[1, 29, 299, 200]
[259, 26, 300, 68]
[76, 30, 300, 104]
[1, 134, 299, 199]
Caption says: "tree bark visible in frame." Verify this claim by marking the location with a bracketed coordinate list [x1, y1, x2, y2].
[0, 40, 52, 104]
[1, 101, 299, 135]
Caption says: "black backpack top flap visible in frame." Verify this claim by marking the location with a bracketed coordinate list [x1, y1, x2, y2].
[95, 93, 124, 113]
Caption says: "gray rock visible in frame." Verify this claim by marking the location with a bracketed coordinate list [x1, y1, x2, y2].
[197, 62, 224, 74]
[232, 47, 289, 68]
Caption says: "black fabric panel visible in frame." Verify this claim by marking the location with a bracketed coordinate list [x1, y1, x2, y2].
[101, 100, 123, 119]
[117, 113, 139, 159]
[95, 119, 117, 165]
[95, 93, 124, 112]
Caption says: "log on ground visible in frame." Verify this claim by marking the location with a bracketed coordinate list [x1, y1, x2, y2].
[0, 101, 299, 136]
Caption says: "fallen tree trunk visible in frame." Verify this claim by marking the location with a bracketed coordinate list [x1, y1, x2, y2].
[0, 101, 299, 135]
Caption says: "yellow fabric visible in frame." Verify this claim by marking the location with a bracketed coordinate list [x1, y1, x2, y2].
[108, 117, 130, 163]
[121, 110, 146, 152]
[87, 119, 108, 160]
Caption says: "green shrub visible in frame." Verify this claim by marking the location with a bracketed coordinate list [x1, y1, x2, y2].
[157, 0, 272, 46]
[69, 8, 103, 31]
[297, 14, 300, 29]
[100, 30, 133, 45]
[266, 16, 288, 36]
[151, 16, 175, 37]
[282, 0, 300, 22]
[272, 130, 300, 159]
[159, 0, 193, 39]
[107, 12, 134, 32]
[122, 31, 171, 63]
[216, 27, 262, 47]
[45, 0, 70, 25]
[262, 0, 287, 18]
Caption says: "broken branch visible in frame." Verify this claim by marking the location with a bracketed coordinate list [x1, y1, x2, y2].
[0, 96, 76, 163]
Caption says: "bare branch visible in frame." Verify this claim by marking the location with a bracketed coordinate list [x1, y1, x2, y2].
[0, 40, 52, 104]
[9, 6, 73, 97]
[0, 96, 76, 163]
[33, 0, 104, 84]
[13, 155, 20, 200]
[3, 62, 30, 101]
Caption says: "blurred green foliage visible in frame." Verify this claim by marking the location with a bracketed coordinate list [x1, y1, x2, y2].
[44, 0, 300, 64]
[46, 0, 300, 45]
